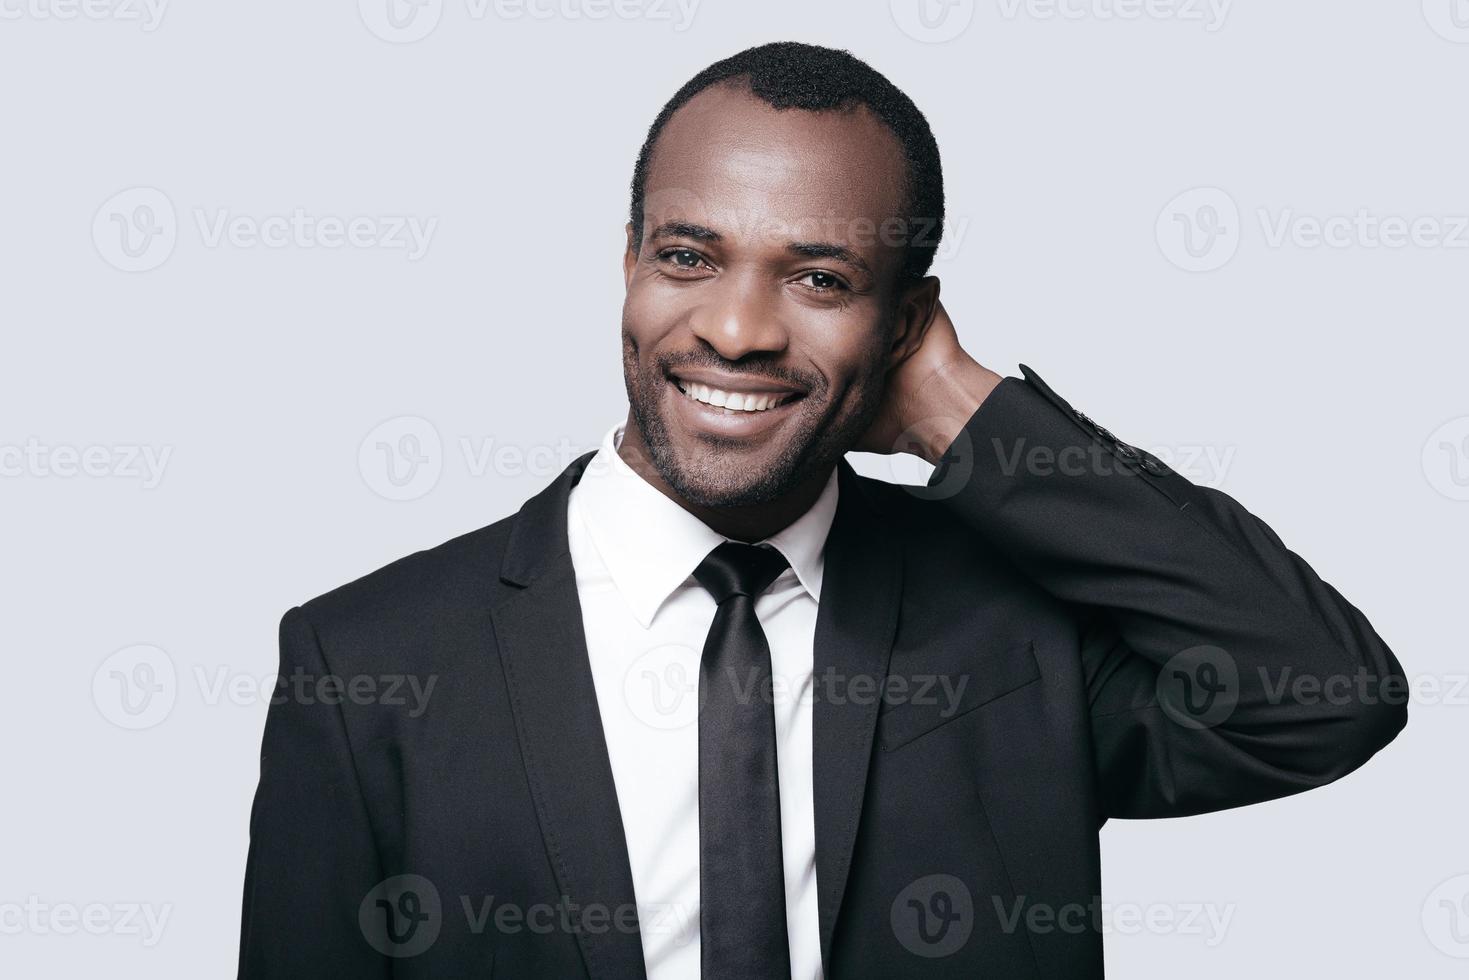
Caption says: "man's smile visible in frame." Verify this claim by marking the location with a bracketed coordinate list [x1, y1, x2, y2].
[666, 368, 808, 438]
[669, 367, 806, 412]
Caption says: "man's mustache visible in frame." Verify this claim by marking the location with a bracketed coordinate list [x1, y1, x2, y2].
[654, 352, 825, 397]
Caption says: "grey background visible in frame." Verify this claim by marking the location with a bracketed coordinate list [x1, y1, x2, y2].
[3, 0, 1466, 975]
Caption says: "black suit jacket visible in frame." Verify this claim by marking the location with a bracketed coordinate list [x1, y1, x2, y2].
[238, 367, 1407, 979]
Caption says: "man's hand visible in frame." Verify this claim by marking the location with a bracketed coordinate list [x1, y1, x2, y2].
[856, 299, 1003, 463]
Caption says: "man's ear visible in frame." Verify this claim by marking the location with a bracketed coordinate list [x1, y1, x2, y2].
[623, 222, 638, 289]
[887, 275, 941, 369]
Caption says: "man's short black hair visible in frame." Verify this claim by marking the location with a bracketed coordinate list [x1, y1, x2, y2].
[629, 41, 945, 283]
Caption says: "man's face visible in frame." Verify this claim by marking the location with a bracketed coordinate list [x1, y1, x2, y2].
[622, 82, 919, 508]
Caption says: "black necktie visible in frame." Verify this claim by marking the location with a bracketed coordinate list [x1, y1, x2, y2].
[693, 541, 793, 980]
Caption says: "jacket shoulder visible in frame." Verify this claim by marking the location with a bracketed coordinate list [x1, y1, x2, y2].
[294, 514, 518, 636]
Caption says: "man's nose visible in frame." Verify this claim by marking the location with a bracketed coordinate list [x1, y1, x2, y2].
[686, 275, 790, 361]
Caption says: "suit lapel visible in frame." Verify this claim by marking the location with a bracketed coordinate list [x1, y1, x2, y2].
[493, 454, 904, 979]
[493, 453, 649, 980]
[813, 462, 904, 973]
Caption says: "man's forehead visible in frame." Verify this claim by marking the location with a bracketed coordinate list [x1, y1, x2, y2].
[642, 83, 910, 253]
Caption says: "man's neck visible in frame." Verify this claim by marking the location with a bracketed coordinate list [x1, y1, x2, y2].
[615, 418, 833, 543]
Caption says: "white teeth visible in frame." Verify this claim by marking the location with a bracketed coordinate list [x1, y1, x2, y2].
[677, 380, 793, 413]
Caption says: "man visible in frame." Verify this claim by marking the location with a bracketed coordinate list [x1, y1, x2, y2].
[238, 42, 1407, 979]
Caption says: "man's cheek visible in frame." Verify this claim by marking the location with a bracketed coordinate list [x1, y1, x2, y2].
[625, 293, 681, 348]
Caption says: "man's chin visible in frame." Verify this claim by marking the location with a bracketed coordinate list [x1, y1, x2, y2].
[654, 441, 800, 510]
[626, 379, 847, 509]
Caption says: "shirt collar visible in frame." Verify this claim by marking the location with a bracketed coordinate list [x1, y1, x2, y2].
[570, 423, 839, 628]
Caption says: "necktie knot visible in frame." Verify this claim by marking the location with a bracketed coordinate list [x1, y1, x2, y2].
[693, 541, 790, 605]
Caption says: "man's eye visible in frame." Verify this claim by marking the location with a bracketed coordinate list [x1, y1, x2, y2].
[659, 248, 706, 270]
[798, 270, 847, 291]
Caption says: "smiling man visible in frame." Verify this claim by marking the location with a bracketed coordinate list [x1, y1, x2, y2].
[238, 42, 1407, 980]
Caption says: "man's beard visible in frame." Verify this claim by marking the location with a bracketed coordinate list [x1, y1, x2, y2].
[621, 331, 886, 509]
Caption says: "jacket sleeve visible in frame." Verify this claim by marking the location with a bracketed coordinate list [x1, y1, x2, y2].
[237, 606, 392, 978]
[934, 366, 1408, 820]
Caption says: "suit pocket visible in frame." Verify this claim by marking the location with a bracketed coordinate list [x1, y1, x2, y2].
[878, 638, 1041, 752]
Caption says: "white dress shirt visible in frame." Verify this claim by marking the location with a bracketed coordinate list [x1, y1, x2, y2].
[565, 423, 838, 980]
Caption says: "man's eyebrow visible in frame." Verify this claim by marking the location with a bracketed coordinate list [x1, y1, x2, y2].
[647, 221, 722, 243]
[788, 241, 872, 276]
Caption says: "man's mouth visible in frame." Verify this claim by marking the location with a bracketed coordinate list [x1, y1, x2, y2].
[668, 372, 805, 414]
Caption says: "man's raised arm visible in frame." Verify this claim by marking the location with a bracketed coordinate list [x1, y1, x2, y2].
[924, 362, 1408, 819]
